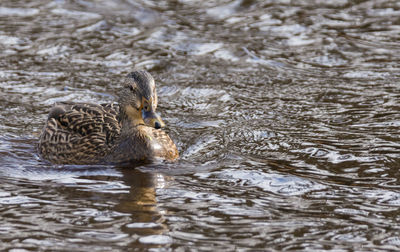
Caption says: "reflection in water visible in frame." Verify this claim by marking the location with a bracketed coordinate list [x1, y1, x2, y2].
[0, 164, 173, 250]
[116, 169, 169, 242]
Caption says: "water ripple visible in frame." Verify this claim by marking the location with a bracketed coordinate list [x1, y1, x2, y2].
[1, 0, 400, 251]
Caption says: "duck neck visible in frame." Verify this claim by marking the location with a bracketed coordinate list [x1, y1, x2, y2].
[106, 110, 153, 163]
[119, 107, 145, 132]
[120, 116, 142, 133]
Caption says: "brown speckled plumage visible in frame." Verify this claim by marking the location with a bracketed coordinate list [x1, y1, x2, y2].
[38, 71, 179, 165]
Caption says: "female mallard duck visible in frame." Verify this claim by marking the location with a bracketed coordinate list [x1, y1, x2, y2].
[38, 70, 179, 165]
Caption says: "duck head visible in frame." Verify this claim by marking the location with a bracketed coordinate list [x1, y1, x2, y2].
[119, 70, 165, 129]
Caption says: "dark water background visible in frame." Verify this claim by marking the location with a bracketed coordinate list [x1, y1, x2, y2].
[1, 0, 400, 250]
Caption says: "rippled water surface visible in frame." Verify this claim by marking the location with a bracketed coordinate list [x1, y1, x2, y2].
[2, 0, 400, 250]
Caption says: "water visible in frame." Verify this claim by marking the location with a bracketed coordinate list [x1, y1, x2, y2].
[1, 0, 400, 250]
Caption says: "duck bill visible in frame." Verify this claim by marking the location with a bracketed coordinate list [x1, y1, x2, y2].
[142, 110, 165, 129]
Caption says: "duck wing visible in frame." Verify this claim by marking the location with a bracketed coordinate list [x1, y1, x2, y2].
[38, 102, 121, 164]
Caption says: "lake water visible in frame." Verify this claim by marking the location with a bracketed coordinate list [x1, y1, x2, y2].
[1, 0, 400, 250]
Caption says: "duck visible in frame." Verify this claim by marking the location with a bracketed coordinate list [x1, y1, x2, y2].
[38, 70, 179, 165]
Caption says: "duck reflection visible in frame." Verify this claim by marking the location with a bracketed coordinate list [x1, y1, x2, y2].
[114, 167, 169, 237]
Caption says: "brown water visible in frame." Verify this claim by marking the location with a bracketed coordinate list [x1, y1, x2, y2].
[1, 0, 400, 250]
